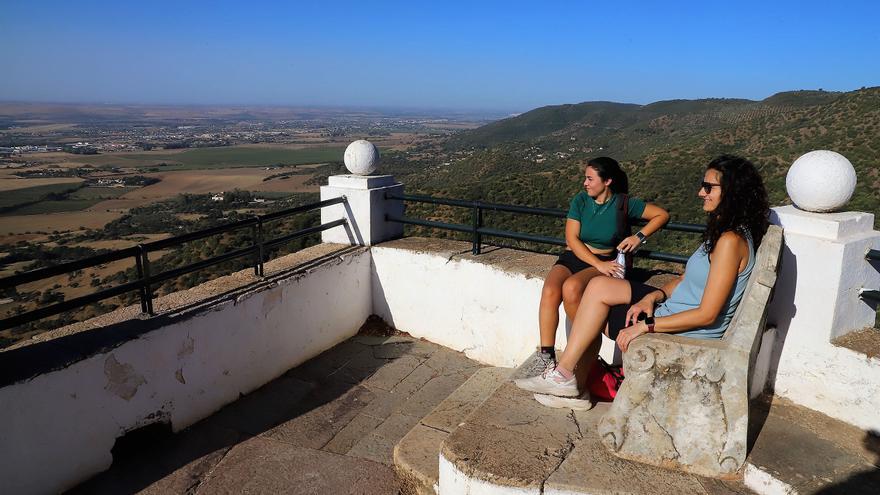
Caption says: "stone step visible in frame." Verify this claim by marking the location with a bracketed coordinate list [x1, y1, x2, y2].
[437, 351, 880, 494]
[743, 396, 880, 494]
[394, 366, 514, 495]
[438, 351, 590, 494]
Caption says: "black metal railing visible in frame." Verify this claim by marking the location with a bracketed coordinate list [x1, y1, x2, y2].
[0, 197, 348, 330]
[385, 192, 705, 264]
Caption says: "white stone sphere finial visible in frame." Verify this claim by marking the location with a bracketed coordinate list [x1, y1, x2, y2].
[786, 150, 857, 212]
[343, 140, 380, 175]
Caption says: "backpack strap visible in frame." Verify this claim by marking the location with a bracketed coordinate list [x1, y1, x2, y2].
[615, 193, 632, 245]
[616, 194, 635, 272]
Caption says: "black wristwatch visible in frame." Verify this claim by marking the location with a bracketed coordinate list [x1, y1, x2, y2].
[635, 231, 647, 243]
[643, 315, 655, 333]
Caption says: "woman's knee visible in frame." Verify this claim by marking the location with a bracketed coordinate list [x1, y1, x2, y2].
[584, 276, 629, 305]
[561, 278, 586, 304]
[541, 279, 564, 303]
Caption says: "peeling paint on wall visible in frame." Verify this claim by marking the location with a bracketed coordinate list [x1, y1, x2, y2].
[104, 354, 146, 401]
[177, 336, 195, 359]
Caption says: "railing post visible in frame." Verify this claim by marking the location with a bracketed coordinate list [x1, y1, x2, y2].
[253, 217, 265, 277]
[472, 201, 482, 255]
[134, 251, 148, 314]
[138, 244, 154, 316]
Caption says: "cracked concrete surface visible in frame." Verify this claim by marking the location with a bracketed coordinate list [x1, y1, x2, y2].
[68, 329, 484, 494]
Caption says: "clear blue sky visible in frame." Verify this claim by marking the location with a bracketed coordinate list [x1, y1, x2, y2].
[2, 0, 878, 112]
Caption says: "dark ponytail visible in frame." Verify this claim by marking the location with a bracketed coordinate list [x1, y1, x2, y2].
[586, 156, 629, 194]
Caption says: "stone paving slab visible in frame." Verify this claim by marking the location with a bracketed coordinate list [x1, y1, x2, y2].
[420, 367, 512, 432]
[260, 384, 375, 449]
[194, 436, 399, 495]
[323, 413, 386, 455]
[349, 412, 423, 465]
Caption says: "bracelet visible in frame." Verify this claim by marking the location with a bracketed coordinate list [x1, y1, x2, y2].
[655, 288, 668, 302]
[635, 231, 647, 243]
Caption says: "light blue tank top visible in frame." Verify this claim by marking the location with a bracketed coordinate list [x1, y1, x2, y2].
[654, 234, 755, 339]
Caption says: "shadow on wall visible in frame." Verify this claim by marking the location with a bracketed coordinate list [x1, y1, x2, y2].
[370, 259, 394, 330]
[342, 200, 363, 245]
[764, 242, 798, 393]
[816, 430, 880, 494]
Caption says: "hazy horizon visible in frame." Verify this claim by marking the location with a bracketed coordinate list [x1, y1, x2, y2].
[2, 0, 879, 112]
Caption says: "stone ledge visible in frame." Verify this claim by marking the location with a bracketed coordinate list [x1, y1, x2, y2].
[374, 237, 682, 284]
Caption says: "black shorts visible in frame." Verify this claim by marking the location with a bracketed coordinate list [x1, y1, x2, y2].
[606, 281, 660, 339]
[554, 250, 615, 274]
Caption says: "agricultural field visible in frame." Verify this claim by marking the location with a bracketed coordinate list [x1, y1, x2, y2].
[0, 210, 122, 235]
[0, 176, 84, 191]
[0, 182, 84, 209]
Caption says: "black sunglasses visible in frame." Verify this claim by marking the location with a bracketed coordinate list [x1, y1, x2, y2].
[700, 181, 721, 194]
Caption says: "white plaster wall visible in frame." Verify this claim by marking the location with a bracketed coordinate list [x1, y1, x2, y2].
[369, 245, 617, 368]
[770, 338, 880, 431]
[439, 453, 538, 495]
[0, 250, 372, 495]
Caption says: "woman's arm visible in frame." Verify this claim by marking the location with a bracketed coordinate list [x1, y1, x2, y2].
[617, 202, 670, 252]
[625, 274, 684, 325]
[565, 219, 622, 277]
[617, 232, 747, 351]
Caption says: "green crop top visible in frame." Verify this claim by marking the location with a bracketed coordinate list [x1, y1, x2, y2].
[566, 192, 646, 250]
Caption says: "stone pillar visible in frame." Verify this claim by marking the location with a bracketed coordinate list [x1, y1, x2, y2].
[320, 174, 404, 246]
[765, 205, 880, 430]
[767, 205, 880, 347]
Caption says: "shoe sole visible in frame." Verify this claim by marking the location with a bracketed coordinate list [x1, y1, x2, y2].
[513, 378, 580, 397]
[533, 393, 594, 411]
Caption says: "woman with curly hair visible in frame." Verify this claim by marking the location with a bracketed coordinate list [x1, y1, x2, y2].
[515, 155, 770, 407]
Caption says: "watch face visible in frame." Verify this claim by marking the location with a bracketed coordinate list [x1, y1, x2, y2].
[644, 316, 655, 325]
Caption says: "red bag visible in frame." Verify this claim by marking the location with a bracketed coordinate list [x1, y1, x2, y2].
[587, 357, 625, 401]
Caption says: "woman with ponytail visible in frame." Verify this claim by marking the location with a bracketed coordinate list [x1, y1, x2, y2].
[528, 157, 669, 374]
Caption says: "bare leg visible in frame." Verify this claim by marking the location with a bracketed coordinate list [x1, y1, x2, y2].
[560, 268, 604, 387]
[539, 265, 574, 348]
[557, 277, 633, 374]
[561, 267, 602, 321]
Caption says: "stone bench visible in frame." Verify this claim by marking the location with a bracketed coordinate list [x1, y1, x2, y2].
[598, 224, 784, 479]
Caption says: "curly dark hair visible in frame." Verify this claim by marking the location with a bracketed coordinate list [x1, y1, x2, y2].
[702, 155, 770, 253]
[587, 156, 629, 194]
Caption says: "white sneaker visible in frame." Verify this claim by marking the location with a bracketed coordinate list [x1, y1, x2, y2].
[513, 367, 579, 397]
[533, 391, 594, 411]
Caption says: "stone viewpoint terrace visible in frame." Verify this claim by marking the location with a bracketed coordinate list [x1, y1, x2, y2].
[1, 156, 880, 494]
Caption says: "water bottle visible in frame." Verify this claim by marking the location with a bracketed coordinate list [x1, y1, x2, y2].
[615, 250, 627, 279]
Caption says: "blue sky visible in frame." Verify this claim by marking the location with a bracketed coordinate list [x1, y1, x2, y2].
[2, 0, 878, 112]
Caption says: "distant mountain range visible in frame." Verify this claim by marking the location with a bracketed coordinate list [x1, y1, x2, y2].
[386, 87, 879, 251]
